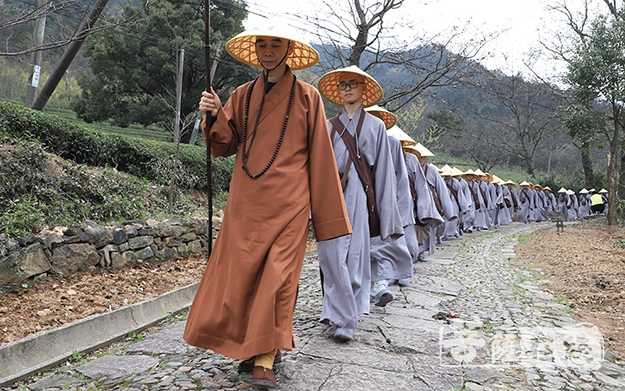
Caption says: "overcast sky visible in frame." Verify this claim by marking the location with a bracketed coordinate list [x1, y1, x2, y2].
[241, 0, 607, 80]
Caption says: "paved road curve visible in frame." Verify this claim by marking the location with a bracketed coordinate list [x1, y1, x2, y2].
[3, 222, 625, 390]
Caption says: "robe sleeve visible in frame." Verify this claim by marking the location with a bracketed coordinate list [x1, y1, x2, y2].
[389, 137, 415, 227]
[455, 179, 470, 212]
[306, 86, 352, 241]
[200, 85, 247, 158]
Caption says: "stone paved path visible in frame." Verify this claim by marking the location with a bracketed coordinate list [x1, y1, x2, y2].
[2, 222, 625, 391]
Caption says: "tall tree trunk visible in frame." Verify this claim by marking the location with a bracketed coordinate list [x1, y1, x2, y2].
[31, 0, 109, 111]
[607, 109, 620, 226]
[348, 0, 367, 67]
[581, 146, 595, 188]
[619, 152, 625, 200]
[524, 156, 535, 177]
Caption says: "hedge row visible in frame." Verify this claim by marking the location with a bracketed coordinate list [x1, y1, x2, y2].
[0, 100, 233, 192]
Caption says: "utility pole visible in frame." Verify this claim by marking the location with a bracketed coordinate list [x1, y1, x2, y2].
[174, 48, 185, 144]
[25, 0, 47, 107]
[169, 48, 185, 214]
[31, 0, 110, 111]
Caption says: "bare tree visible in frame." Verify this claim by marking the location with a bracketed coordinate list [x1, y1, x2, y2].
[473, 71, 566, 176]
[442, 115, 504, 172]
[0, 0, 143, 57]
[308, 0, 494, 111]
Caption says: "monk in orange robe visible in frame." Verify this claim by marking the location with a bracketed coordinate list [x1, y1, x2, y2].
[183, 23, 351, 389]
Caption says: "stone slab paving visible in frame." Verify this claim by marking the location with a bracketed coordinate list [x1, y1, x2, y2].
[2, 222, 625, 390]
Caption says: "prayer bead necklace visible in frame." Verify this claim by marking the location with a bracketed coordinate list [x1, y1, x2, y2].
[241, 75, 297, 179]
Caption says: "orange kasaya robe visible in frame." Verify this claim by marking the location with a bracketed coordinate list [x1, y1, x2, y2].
[183, 68, 351, 360]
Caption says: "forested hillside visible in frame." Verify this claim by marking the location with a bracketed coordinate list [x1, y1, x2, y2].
[0, 0, 609, 190]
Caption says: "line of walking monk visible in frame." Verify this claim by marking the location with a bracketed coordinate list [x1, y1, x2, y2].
[181, 20, 609, 388]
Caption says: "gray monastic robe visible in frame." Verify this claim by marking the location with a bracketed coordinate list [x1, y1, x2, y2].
[527, 188, 537, 222]
[578, 194, 591, 219]
[317, 107, 403, 329]
[477, 180, 494, 228]
[403, 152, 440, 263]
[570, 194, 580, 220]
[468, 180, 487, 229]
[533, 190, 545, 222]
[557, 192, 568, 216]
[499, 186, 513, 224]
[444, 176, 468, 236]
[370, 136, 414, 284]
[420, 163, 457, 254]
[517, 187, 532, 223]
[546, 192, 557, 219]
[487, 182, 498, 226]
[458, 177, 475, 230]
[505, 186, 519, 221]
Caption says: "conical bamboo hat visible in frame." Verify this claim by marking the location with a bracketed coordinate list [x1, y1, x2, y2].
[365, 105, 396, 130]
[318, 65, 383, 107]
[226, 18, 319, 70]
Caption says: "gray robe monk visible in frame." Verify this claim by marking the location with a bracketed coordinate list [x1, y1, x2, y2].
[458, 176, 475, 231]
[578, 193, 591, 219]
[478, 180, 494, 228]
[403, 152, 441, 263]
[444, 176, 468, 237]
[420, 163, 457, 255]
[487, 181, 499, 227]
[517, 187, 532, 223]
[370, 136, 414, 284]
[470, 180, 488, 229]
[547, 192, 557, 218]
[317, 108, 403, 330]
[505, 186, 518, 221]
[499, 185, 513, 224]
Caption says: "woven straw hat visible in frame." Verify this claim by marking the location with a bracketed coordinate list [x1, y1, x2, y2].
[534, 184, 543, 189]
[589, 188, 596, 192]
[318, 65, 383, 107]
[567, 189, 575, 195]
[558, 187, 567, 193]
[543, 186, 552, 191]
[414, 143, 434, 157]
[492, 175, 503, 184]
[387, 125, 416, 146]
[462, 169, 476, 176]
[440, 166, 453, 177]
[474, 169, 486, 176]
[519, 181, 531, 186]
[439, 164, 452, 176]
[451, 167, 464, 176]
[226, 19, 319, 70]
[503, 180, 516, 186]
[365, 105, 396, 129]
[599, 188, 608, 194]
[402, 144, 420, 157]
[579, 188, 589, 194]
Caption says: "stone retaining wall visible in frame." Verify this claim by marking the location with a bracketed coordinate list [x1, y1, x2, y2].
[0, 217, 209, 288]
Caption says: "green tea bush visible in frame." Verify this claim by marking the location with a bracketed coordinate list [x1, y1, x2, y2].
[0, 100, 233, 193]
[0, 140, 205, 237]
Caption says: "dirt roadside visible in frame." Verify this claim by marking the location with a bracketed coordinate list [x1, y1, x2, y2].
[518, 216, 625, 360]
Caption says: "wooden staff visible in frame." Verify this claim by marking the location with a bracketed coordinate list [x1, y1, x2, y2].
[204, 0, 214, 257]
